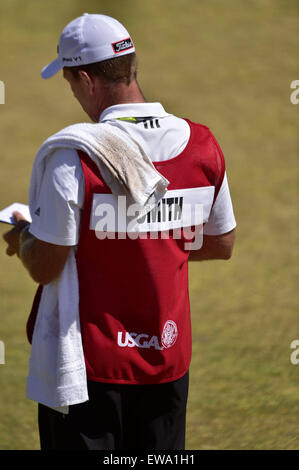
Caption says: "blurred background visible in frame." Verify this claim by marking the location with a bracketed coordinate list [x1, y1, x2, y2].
[0, 0, 298, 450]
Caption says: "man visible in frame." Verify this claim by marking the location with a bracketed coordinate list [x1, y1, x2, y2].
[3, 13, 236, 450]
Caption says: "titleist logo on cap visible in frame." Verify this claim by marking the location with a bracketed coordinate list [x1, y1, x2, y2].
[112, 37, 134, 54]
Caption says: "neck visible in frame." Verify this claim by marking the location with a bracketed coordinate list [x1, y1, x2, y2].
[95, 80, 147, 121]
[108, 80, 147, 105]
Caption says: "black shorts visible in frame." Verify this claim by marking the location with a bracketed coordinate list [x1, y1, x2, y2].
[38, 371, 189, 451]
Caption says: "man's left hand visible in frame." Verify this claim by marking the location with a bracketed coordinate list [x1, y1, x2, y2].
[2, 211, 30, 256]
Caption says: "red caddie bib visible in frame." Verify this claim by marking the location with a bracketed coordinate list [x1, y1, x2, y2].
[75, 119, 225, 384]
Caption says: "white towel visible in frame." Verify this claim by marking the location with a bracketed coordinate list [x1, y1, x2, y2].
[29, 122, 169, 220]
[26, 122, 169, 411]
[27, 248, 87, 412]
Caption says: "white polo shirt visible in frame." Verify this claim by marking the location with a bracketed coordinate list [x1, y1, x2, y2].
[29, 102, 236, 245]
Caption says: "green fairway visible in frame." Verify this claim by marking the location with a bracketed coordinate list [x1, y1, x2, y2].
[0, 0, 298, 450]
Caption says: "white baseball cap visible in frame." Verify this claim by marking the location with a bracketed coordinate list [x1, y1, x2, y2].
[41, 13, 135, 79]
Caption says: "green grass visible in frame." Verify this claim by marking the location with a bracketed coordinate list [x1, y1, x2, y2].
[0, 0, 298, 450]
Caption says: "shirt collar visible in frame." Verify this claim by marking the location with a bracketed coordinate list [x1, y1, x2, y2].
[99, 102, 170, 122]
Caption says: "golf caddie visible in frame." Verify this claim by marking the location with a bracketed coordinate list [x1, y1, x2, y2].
[3, 13, 236, 450]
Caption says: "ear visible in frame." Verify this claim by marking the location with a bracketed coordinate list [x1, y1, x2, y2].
[78, 70, 95, 95]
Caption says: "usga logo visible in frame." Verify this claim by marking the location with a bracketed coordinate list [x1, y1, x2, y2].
[117, 321, 178, 351]
[161, 320, 178, 348]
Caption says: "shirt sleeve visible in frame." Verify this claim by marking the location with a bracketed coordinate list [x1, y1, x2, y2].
[203, 172, 237, 235]
[29, 148, 85, 246]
